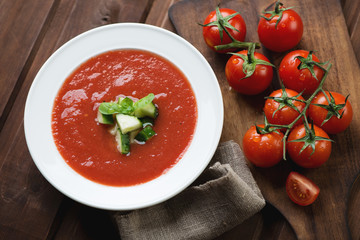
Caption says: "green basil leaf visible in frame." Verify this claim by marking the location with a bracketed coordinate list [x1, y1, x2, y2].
[99, 102, 122, 115]
[119, 97, 135, 114]
[134, 93, 155, 110]
[99, 94, 154, 116]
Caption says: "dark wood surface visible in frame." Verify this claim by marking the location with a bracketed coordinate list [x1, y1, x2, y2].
[342, 0, 360, 64]
[0, 0, 358, 239]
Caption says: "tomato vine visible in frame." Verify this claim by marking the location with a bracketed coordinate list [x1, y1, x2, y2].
[258, 63, 334, 160]
[199, 4, 350, 162]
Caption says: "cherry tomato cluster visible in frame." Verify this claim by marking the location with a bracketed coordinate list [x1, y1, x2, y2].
[201, 1, 353, 206]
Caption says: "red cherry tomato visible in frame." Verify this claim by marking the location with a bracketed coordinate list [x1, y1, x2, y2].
[286, 171, 320, 206]
[257, 5, 303, 52]
[243, 125, 284, 167]
[202, 8, 246, 53]
[225, 50, 273, 95]
[309, 91, 353, 134]
[287, 124, 332, 168]
[279, 50, 324, 95]
[263, 88, 307, 127]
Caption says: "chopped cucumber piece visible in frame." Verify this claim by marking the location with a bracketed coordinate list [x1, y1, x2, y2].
[134, 102, 158, 119]
[115, 128, 130, 154]
[116, 114, 142, 134]
[97, 110, 114, 124]
[135, 126, 156, 142]
[129, 129, 141, 144]
[140, 117, 154, 127]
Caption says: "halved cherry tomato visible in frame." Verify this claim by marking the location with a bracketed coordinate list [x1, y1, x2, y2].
[286, 171, 320, 206]
[279, 50, 325, 95]
[202, 8, 246, 53]
[263, 88, 307, 127]
[225, 50, 273, 95]
[309, 91, 353, 134]
[257, 3, 303, 52]
[287, 124, 332, 168]
[243, 124, 284, 167]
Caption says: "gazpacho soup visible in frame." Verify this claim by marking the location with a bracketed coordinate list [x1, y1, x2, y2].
[52, 49, 197, 186]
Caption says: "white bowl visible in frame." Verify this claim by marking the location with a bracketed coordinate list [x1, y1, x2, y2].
[24, 23, 223, 210]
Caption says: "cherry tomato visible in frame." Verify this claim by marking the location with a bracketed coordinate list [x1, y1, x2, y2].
[279, 50, 324, 95]
[225, 50, 273, 95]
[202, 8, 246, 53]
[287, 124, 332, 168]
[286, 171, 320, 206]
[243, 125, 284, 167]
[309, 91, 353, 134]
[257, 5, 303, 52]
[263, 88, 307, 127]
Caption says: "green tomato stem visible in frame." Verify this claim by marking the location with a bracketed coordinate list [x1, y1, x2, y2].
[214, 41, 261, 51]
[275, 0, 282, 14]
[220, 16, 236, 42]
[264, 63, 332, 160]
[247, 43, 256, 64]
[208, 8, 260, 52]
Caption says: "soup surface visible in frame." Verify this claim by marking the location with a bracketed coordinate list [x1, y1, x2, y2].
[52, 49, 197, 186]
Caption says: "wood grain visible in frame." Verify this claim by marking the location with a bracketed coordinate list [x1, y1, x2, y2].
[342, 0, 360, 36]
[342, 0, 360, 63]
[344, 1, 360, 63]
[0, 0, 54, 130]
[53, 198, 120, 240]
[145, 0, 179, 30]
[214, 204, 296, 240]
[169, 0, 360, 239]
[0, 1, 63, 239]
[348, 175, 360, 240]
[350, 21, 360, 65]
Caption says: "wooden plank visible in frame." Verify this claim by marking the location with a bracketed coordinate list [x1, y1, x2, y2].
[0, 0, 54, 130]
[169, 0, 360, 239]
[0, 1, 63, 238]
[348, 175, 360, 240]
[145, 0, 179, 31]
[0, 121, 63, 239]
[342, 0, 360, 35]
[341, 0, 360, 63]
[350, 19, 360, 64]
[215, 204, 296, 240]
[53, 198, 120, 240]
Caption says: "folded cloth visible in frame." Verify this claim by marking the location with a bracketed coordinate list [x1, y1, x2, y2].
[113, 140, 265, 240]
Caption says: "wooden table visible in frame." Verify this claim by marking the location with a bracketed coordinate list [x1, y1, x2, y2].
[1, 0, 359, 239]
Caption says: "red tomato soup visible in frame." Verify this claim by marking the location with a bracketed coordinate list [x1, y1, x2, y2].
[52, 49, 197, 186]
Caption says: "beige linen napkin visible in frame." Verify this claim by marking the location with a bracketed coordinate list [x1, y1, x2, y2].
[113, 140, 265, 240]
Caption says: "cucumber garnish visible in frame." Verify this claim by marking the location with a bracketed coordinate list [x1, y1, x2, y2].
[97, 93, 158, 155]
[135, 126, 156, 142]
